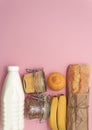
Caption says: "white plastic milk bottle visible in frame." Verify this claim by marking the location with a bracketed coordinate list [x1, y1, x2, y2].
[1, 66, 24, 130]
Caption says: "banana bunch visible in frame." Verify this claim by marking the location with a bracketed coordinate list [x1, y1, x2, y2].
[49, 95, 66, 130]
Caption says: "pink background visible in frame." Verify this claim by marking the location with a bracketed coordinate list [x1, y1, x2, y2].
[0, 0, 92, 130]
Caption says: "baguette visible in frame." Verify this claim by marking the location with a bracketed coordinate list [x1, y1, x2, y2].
[67, 64, 90, 94]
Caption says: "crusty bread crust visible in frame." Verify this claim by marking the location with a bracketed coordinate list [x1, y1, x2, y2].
[67, 64, 90, 94]
[79, 64, 90, 93]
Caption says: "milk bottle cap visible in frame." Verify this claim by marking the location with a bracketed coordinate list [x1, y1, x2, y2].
[8, 66, 19, 71]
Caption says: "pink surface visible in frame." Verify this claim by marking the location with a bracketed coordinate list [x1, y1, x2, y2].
[0, 0, 92, 130]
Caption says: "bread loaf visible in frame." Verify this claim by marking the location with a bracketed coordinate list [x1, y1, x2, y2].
[67, 64, 90, 93]
[67, 64, 90, 130]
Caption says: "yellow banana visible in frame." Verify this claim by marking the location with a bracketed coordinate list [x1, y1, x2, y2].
[49, 96, 58, 130]
[57, 95, 66, 130]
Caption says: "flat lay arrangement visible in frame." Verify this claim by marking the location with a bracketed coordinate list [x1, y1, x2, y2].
[1, 64, 90, 130]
